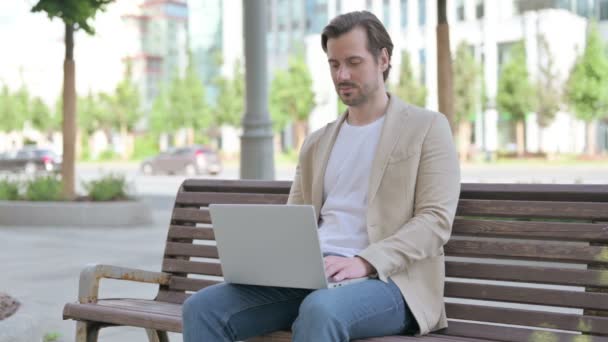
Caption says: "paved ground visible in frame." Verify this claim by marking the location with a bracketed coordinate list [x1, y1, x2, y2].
[1, 162, 607, 341]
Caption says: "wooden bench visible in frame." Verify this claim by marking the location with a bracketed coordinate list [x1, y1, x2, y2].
[63, 179, 608, 342]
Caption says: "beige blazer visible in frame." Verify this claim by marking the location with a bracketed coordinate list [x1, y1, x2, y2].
[287, 94, 461, 335]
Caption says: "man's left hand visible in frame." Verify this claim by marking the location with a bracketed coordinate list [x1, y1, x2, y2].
[324, 256, 376, 282]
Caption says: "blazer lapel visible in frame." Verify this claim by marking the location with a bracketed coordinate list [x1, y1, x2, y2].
[311, 112, 348, 221]
[367, 95, 409, 204]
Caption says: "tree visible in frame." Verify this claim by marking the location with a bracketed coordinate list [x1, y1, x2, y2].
[0, 85, 27, 133]
[106, 61, 142, 158]
[214, 61, 244, 128]
[535, 34, 561, 153]
[31, 0, 113, 199]
[565, 22, 608, 156]
[453, 42, 482, 162]
[496, 41, 536, 157]
[29, 97, 53, 133]
[150, 85, 172, 136]
[437, 0, 455, 134]
[269, 55, 315, 151]
[392, 52, 427, 107]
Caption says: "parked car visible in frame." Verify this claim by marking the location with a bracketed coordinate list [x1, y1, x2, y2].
[140, 145, 222, 176]
[0, 147, 62, 175]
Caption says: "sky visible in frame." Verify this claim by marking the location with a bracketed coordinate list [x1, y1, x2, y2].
[0, 0, 141, 106]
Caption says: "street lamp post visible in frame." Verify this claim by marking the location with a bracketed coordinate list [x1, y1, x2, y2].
[241, 0, 275, 180]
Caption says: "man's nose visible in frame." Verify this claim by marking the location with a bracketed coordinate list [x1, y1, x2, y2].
[337, 66, 351, 81]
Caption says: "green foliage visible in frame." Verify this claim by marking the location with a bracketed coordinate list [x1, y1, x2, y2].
[0, 85, 27, 132]
[132, 134, 159, 160]
[24, 175, 63, 201]
[536, 35, 561, 127]
[0, 179, 20, 201]
[565, 22, 608, 123]
[97, 149, 119, 161]
[107, 60, 142, 132]
[496, 41, 536, 121]
[82, 173, 129, 201]
[152, 53, 210, 135]
[453, 42, 482, 124]
[77, 91, 107, 134]
[269, 55, 315, 132]
[31, 0, 113, 34]
[392, 52, 427, 107]
[213, 61, 244, 127]
[43, 332, 61, 342]
[150, 85, 171, 135]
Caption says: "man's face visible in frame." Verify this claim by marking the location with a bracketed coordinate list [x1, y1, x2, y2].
[326, 27, 388, 107]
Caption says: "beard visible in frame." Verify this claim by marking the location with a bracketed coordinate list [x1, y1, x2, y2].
[336, 81, 378, 107]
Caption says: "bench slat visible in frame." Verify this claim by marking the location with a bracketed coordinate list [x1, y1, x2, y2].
[181, 179, 292, 194]
[435, 321, 608, 342]
[165, 242, 218, 259]
[63, 300, 182, 333]
[459, 183, 608, 203]
[162, 259, 222, 276]
[169, 276, 221, 292]
[168, 225, 215, 240]
[445, 281, 608, 310]
[446, 261, 608, 288]
[445, 239, 608, 264]
[445, 303, 608, 334]
[171, 208, 211, 224]
[175, 192, 288, 206]
[156, 290, 190, 304]
[453, 219, 608, 242]
[456, 199, 608, 220]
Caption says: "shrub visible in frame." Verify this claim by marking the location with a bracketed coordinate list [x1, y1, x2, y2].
[83, 173, 130, 201]
[24, 175, 63, 201]
[97, 149, 120, 161]
[0, 179, 20, 200]
[132, 134, 159, 161]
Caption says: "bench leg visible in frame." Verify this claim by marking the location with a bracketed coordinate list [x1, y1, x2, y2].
[146, 329, 169, 342]
[76, 322, 100, 342]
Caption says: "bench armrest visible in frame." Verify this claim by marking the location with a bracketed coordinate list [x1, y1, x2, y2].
[78, 263, 171, 303]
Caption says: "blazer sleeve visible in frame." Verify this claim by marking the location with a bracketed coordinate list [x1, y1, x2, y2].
[358, 113, 461, 282]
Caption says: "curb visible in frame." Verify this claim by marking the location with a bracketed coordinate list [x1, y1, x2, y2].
[0, 200, 153, 227]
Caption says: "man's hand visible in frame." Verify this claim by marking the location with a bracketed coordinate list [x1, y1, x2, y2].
[324, 256, 376, 282]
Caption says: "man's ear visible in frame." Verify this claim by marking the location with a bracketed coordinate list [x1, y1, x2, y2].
[380, 47, 390, 72]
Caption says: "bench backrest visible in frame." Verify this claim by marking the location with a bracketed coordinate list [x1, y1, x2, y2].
[158, 179, 608, 338]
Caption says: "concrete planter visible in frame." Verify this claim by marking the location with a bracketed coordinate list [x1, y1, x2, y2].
[0, 200, 153, 226]
[0, 299, 42, 342]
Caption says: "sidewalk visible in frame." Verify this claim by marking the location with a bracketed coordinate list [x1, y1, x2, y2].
[0, 201, 181, 342]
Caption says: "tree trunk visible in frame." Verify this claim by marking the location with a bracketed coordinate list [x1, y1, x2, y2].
[186, 127, 195, 146]
[516, 120, 525, 157]
[586, 121, 597, 157]
[120, 124, 129, 160]
[437, 0, 455, 136]
[62, 23, 76, 199]
[458, 121, 471, 162]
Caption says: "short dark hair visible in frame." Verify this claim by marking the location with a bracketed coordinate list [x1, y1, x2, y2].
[321, 11, 394, 81]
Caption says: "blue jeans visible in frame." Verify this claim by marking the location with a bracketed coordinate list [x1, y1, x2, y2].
[182, 278, 418, 341]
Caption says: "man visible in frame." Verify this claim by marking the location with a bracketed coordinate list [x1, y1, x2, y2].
[182, 10, 460, 341]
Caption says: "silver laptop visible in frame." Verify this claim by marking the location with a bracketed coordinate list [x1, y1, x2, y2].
[208, 204, 369, 289]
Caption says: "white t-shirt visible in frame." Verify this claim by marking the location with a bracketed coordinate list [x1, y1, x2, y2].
[318, 115, 386, 257]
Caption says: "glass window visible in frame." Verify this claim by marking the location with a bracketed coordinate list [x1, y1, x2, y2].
[418, 0, 426, 26]
[336, 0, 342, 14]
[601, 0, 608, 20]
[366, 0, 373, 11]
[576, 0, 590, 17]
[419, 48, 426, 85]
[456, 0, 465, 21]
[401, 0, 408, 29]
[557, 0, 572, 10]
[383, 0, 391, 26]
[476, 0, 484, 19]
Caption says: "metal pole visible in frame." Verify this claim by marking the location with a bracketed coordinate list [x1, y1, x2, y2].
[241, 0, 275, 180]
